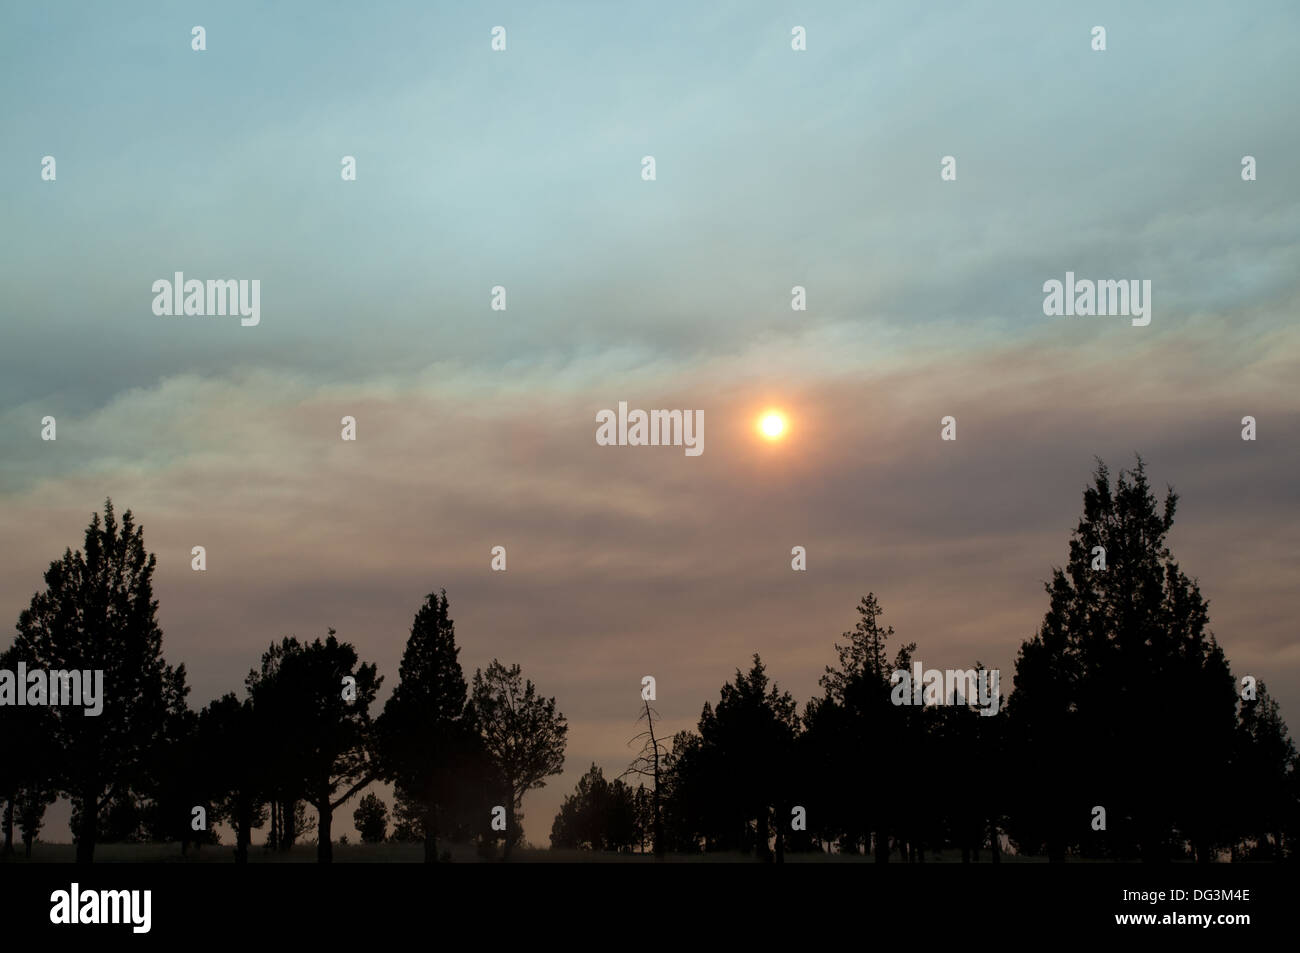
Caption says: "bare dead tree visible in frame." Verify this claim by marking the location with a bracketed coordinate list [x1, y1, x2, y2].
[621, 699, 668, 861]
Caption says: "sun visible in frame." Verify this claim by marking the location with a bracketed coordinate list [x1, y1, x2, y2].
[758, 411, 787, 440]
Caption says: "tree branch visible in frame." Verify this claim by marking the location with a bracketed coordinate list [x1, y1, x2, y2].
[329, 774, 374, 810]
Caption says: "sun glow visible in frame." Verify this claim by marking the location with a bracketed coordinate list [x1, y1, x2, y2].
[758, 412, 787, 440]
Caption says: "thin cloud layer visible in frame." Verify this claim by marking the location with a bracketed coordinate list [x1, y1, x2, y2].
[2, 310, 1295, 842]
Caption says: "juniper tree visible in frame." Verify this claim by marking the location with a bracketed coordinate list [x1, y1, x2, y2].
[809, 595, 915, 860]
[663, 656, 799, 860]
[376, 590, 487, 862]
[1233, 680, 1298, 859]
[1005, 458, 1238, 861]
[10, 500, 189, 863]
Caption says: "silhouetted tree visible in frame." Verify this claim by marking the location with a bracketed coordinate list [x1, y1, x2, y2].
[199, 693, 267, 863]
[928, 665, 1002, 863]
[279, 802, 311, 850]
[376, 590, 488, 862]
[0, 655, 13, 856]
[0, 796, 9, 857]
[143, 705, 212, 855]
[604, 775, 639, 851]
[9, 500, 189, 863]
[0, 646, 51, 857]
[662, 656, 800, 859]
[245, 639, 304, 853]
[660, 729, 715, 852]
[390, 790, 424, 843]
[1233, 681, 1298, 859]
[90, 792, 147, 843]
[353, 792, 389, 844]
[550, 763, 640, 852]
[246, 632, 381, 862]
[15, 785, 55, 858]
[705, 655, 799, 861]
[621, 699, 667, 859]
[1005, 458, 1238, 861]
[632, 784, 653, 853]
[471, 660, 567, 860]
[552, 763, 608, 850]
[267, 800, 304, 852]
[805, 594, 914, 860]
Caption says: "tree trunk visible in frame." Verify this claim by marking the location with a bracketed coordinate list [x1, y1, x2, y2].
[652, 797, 664, 862]
[502, 801, 516, 861]
[757, 809, 772, 862]
[282, 799, 297, 852]
[75, 790, 98, 864]
[235, 800, 251, 864]
[423, 804, 437, 863]
[2, 795, 13, 855]
[647, 701, 665, 862]
[316, 802, 333, 863]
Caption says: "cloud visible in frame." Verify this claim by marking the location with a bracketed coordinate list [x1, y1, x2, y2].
[3, 301, 1297, 843]
[3, 0, 1297, 848]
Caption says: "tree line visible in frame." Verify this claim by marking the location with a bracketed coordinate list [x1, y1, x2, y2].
[547, 458, 1299, 862]
[2, 458, 1297, 863]
[0, 501, 567, 863]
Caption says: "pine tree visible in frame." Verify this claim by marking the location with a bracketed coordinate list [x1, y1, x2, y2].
[471, 660, 568, 860]
[246, 632, 380, 863]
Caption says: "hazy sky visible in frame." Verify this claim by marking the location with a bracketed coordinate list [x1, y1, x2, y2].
[2, 1, 1297, 847]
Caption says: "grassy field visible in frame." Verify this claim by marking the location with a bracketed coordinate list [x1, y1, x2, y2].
[2, 842, 1061, 863]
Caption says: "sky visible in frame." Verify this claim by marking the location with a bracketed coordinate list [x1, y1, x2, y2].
[1, 1, 1298, 848]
